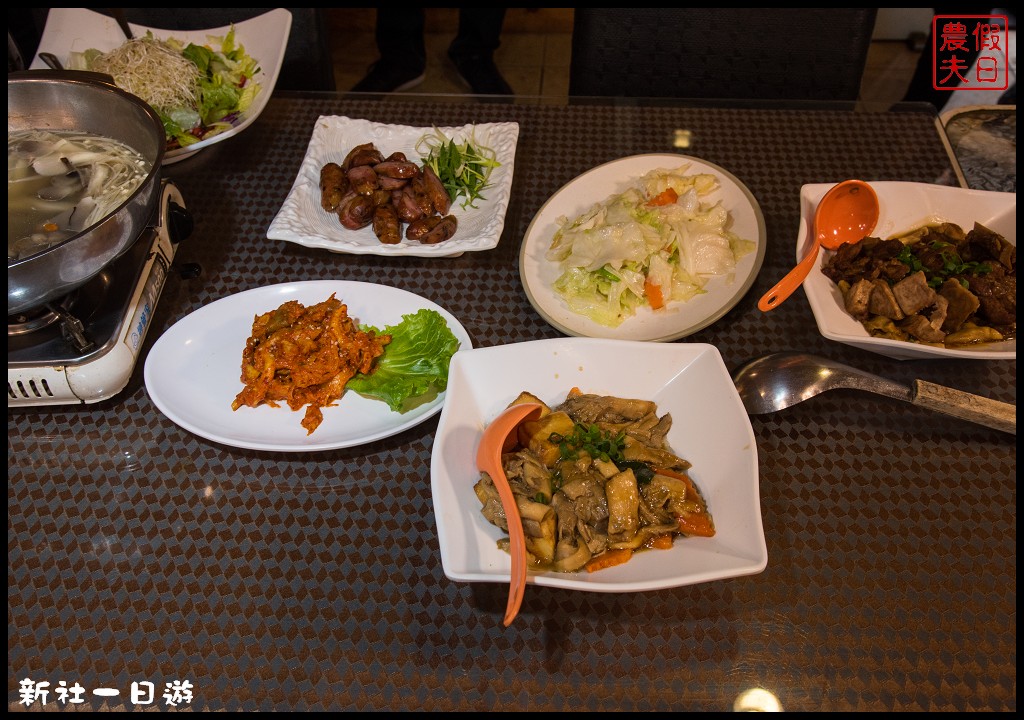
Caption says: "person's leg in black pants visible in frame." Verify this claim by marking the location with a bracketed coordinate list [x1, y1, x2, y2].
[351, 8, 512, 95]
[447, 8, 513, 94]
[351, 9, 427, 93]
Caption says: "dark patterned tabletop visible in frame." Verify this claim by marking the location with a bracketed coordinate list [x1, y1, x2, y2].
[8, 94, 1016, 712]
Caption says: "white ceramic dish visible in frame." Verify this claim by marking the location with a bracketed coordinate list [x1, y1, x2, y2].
[430, 338, 767, 593]
[144, 280, 472, 451]
[29, 7, 290, 165]
[802, 181, 1016, 360]
[267, 116, 520, 257]
[519, 153, 766, 342]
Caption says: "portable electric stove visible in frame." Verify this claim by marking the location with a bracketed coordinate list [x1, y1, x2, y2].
[8, 180, 192, 407]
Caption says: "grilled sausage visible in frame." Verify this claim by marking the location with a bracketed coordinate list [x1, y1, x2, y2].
[374, 160, 420, 179]
[342, 142, 384, 170]
[319, 162, 349, 212]
[405, 215, 443, 241]
[421, 164, 452, 214]
[419, 214, 458, 244]
[408, 175, 437, 217]
[372, 205, 402, 244]
[393, 186, 425, 222]
[347, 164, 379, 196]
[378, 175, 410, 191]
[336, 191, 374, 230]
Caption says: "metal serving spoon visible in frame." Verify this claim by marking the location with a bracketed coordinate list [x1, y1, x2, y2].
[732, 352, 1016, 435]
[758, 180, 879, 312]
[475, 402, 544, 626]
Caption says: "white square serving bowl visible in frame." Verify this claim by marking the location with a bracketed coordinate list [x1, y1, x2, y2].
[430, 338, 767, 594]
[801, 181, 1016, 360]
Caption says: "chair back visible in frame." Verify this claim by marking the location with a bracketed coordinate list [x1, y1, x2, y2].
[569, 8, 878, 101]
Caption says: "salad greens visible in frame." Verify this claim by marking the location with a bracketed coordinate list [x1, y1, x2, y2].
[347, 309, 462, 412]
[67, 27, 261, 150]
[546, 166, 756, 327]
[416, 127, 500, 209]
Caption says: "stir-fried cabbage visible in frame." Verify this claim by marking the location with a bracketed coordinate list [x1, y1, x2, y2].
[546, 165, 756, 326]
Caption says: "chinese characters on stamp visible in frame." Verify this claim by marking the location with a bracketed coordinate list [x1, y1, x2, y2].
[932, 14, 1010, 93]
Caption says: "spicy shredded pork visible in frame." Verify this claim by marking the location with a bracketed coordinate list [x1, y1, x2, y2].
[231, 294, 391, 434]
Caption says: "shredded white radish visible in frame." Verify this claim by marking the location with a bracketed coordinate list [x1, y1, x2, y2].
[90, 37, 201, 113]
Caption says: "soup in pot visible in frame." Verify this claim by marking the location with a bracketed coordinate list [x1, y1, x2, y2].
[8, 128, 152, 262]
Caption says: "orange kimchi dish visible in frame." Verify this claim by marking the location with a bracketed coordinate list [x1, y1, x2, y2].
[231, 294, 390, 434]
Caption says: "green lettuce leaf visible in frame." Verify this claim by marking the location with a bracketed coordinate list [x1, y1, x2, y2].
[347, 309, 462, 412]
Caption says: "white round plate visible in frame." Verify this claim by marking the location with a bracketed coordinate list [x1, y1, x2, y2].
[144, 280, 472, 451]
[519, 153, 766, 341]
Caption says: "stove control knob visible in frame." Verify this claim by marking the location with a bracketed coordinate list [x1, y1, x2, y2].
[166, 201, 194, 245]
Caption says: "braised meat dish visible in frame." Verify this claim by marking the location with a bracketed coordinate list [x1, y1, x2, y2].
[474, 390, 715, 574]
[231, 294, 391, 434]
[821, 222, 1015, 347]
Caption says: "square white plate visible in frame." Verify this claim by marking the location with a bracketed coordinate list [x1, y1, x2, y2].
[29, 7, 290, 165]
[802, 181, 1016, 360]
[267, 116, 520, 257]
[430, 338, 767, 593]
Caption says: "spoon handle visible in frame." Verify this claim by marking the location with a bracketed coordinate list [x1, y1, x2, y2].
[912, 380, 1016, 435]
[757, 241, 820, 312]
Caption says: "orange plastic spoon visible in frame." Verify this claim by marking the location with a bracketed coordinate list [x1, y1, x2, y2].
[758, 179, 879, 312]
[475, 402, 543, 627]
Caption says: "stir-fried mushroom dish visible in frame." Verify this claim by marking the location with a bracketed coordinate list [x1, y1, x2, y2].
[821, 222, 1015, 347]
[474, 389, 715, 574]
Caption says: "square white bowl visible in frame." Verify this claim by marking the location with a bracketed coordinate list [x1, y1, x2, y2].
[268, 116, 520, 257]
[802, 181, 1016, 360]
[29, 7, 290, 165]
[430, 338, 767, 593]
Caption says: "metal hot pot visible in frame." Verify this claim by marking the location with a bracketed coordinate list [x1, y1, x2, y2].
[7, 70, 166, 315]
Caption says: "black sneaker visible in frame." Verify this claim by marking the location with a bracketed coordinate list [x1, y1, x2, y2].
[449, 53, 514, 95]
[351, 60, 426, 93]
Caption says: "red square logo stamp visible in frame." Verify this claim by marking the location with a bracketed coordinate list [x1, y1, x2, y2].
[932, 14, 1009, 92]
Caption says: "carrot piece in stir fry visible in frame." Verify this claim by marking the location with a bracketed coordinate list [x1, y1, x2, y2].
[585, 548, 633, 573]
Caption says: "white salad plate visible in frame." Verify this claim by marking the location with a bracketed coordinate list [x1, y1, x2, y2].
[29, 7, 290, 165]
[267, 116, 520, 257]
[519, 153, 767, 342]
[802, 181, 1016, 360]
[431, 338, 767, 593]
[144, 280, 472, 452]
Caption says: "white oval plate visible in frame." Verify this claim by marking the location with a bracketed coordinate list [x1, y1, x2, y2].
[267, 116, 520, 257]
[144, 280, 472, 451]
[802, 181, 1016, 360]
[30, 7, 290, 165]
[431, 338, 767, 592]
[519, 153, 766, 341]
